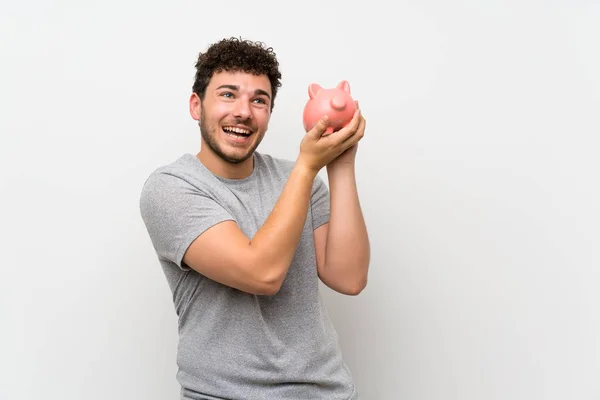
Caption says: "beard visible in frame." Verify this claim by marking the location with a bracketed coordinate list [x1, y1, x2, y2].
[199, 108, 264, 164]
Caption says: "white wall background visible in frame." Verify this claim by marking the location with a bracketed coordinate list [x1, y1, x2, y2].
[1, 0, 598, 399]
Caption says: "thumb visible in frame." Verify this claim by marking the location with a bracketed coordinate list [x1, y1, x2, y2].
[307, 115, 329, 139]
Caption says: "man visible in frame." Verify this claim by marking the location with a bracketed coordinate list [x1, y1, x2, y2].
[139, 37, 370, 400]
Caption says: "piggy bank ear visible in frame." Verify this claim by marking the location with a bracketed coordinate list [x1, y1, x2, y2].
[336, 80, 351, 93]
[308, 83, 324, 99]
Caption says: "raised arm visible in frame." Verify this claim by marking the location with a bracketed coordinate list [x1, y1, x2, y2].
[314, 107, 370, 295]
[181, 112, 364, 295]
[181, 163, 316, 295]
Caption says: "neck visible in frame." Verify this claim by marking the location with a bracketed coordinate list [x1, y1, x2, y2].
[197, 146, 255, 180]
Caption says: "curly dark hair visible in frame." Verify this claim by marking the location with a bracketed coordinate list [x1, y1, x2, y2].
[192, 37, 282, 112]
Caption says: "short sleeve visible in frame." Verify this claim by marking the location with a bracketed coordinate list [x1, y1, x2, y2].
[139, 172, 235, 271]
[310, 174, 330, 229]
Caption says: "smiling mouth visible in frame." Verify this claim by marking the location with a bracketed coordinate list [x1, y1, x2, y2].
[222, 126, 253, 138]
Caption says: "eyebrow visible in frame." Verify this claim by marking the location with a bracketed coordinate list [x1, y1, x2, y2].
[216, 84, 271, 100]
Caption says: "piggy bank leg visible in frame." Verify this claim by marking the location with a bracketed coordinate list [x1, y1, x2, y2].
[325, 126, 335, 135]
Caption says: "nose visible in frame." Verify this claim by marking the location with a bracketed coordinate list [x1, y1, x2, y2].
[232, 100, 252, 120]
[330, 95, 347, 111]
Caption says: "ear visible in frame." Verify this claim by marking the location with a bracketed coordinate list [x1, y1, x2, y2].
[189, 93, 201, 121]
[336, 80, 351, 93]
[308, 83, 323, 99]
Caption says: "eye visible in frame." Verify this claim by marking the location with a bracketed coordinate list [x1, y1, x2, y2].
[253, 98, 267, 105]
[221, 92, 234, 98]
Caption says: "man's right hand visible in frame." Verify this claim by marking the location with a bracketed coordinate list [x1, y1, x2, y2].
[297, 108, 364, 173]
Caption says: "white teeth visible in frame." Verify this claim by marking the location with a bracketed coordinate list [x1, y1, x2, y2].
[225, 132, 248, 139]
[223, 126, 251, 135]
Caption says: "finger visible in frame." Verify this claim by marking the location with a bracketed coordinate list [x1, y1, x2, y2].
[337, 108, 362, 141]
[354, 114, 366, 137]
[307, 115, 330, 139]
[342, 115, 366, 147]
[322, 108, 361, 145]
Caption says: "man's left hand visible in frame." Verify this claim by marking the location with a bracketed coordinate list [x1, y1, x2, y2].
[327, 101, 366, 168]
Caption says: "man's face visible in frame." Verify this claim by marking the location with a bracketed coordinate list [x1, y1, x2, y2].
[192, 71, 272, 164]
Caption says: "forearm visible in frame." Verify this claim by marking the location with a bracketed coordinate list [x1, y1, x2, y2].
[249, 161, 317, 285]
[323, 164, 370, 291]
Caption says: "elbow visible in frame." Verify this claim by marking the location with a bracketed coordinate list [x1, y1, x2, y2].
[339, 261, 369, 296]
[344, 277, 368, 296]
[244, 245, 289, 296]
[255, 271, 284, 296]
[258, 282, 283, 296]
[320, 260, 369, 296]
[238, 280, 283, 297]
[253, 264, 286, 296]
[339, 260, 370, 296]
[326, 273, 367, 296]
[241, 277, 283, 296]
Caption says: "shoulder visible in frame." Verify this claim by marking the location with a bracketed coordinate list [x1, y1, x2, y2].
[139, 153, 217, 209]
[254, 152, 296, 175]
[141, 154, 211, 191]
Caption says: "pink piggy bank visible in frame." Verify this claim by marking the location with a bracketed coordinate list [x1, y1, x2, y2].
[302, 80, 356, 135]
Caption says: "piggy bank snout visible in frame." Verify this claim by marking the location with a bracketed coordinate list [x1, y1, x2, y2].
[330, 95, 347, 111]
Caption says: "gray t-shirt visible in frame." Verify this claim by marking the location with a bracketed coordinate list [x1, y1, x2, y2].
[139, 152, 358, 400]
